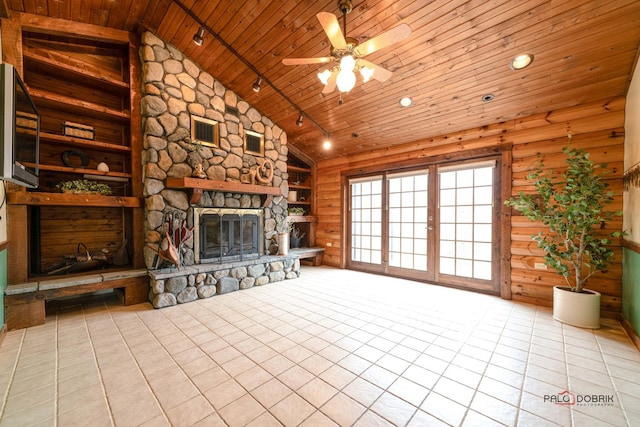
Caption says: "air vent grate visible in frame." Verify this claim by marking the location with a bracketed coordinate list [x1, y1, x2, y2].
[190, 115, 219, 148]
[244, 130, 264, 156]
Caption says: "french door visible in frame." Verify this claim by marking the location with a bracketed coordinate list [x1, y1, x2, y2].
[348, 159, 500, 293]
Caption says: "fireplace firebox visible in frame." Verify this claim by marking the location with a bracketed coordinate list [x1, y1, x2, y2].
[193, 208, 264, 263]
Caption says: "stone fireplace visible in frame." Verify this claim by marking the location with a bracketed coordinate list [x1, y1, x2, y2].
[139, 32, 300, 309]
[193, 207, 263, 263]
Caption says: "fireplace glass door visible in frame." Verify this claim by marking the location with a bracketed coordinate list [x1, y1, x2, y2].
[194, 208, 263, 263]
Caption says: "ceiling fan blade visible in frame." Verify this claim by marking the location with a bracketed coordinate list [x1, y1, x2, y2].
[317, 12, 347, 50]
[322, 72, 337, 94]
[354, 23, 412, 56]
[282, 57, 333, 65]
[359, 59, 393, 82]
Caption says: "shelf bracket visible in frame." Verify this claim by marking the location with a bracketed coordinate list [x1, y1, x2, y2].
[190, 188, 203, 205]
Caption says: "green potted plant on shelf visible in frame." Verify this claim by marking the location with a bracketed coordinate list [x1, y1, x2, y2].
[57, 179, 112, 195]
[505, 135, 624, 328]
[288, 206, 305, 216]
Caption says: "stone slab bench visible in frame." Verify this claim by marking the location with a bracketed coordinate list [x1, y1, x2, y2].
[4, 269, 149, 331]
[289, 247, 324, 266]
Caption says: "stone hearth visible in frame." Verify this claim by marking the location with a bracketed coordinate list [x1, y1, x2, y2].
[149, 255, 300, 308]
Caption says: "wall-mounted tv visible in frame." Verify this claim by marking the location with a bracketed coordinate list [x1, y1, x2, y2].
[0, 63, 40, 188]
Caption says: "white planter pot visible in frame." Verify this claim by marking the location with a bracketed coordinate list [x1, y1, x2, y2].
[277, 233, 289, 255]
[553, 285, 601, 329]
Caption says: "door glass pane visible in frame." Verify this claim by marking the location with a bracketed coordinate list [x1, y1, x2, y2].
[387, 171, 429, 271]
[438, 165, 494, 280]
[350, 176, 383, 265]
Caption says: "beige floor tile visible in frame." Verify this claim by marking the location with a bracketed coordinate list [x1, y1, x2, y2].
[218, 393, 266, 427]
[246, 411, 284, 427]
[353, 410, 395, 426]
[320, 392, 366, 426]
[370, 391, 418, 426]
[361, 365, 398, 389]
[270, 393, 316, 426]
[192, 366, 232, 392]
[0, 399, 55, 426]
[343, 377, 384, 407]
[278, 365, 314, 390]
[57, 396, 113, 426]
[204, 379, 247, 410]
[251, 378, 293, 408]
[420, 392, 467, 427]
[388, 376, 429, 407]
[298, 377, 339, 408]
[235, 364, 273, 391]
[263, 354, 296, 377]
[166, 394, 215, 426]
[221, 354, 256, 376]
[299, 354, 333, 376]
[299, 410, 340, 426]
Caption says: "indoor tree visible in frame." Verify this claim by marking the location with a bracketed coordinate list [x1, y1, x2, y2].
[505, 135, 624, 293]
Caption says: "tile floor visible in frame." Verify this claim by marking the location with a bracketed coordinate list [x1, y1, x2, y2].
[0, 266, 639, 426]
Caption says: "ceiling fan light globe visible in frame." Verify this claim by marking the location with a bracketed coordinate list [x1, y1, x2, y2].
[340, 55, 356, 72]
[336, 69, 356, 92]
[360, 66, 374, 83]
[318, 69, 332, 85]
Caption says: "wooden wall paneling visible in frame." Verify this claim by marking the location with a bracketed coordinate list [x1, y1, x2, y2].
[316, 96, 626, 310]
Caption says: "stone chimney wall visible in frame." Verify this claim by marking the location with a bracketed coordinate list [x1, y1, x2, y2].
[139, 32, 289, 270]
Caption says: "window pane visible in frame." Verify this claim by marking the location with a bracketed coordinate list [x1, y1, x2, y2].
[386, 171, 429, 272]
[350, 177, 383, 265]
[440, 257, 455, 274]
[474, 186, 492, 204]
[440, 172, 456, 189]
[438, 164, 494, 281]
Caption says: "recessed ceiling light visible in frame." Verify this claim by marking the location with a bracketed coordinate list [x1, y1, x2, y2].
[482, 94, 495, 102]
[323, 140, 331, 150]
[399, 97, 413, 107]
[510, 53, 534, 70]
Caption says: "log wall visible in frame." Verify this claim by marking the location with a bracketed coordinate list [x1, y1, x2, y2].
[316, 97, 625, 316]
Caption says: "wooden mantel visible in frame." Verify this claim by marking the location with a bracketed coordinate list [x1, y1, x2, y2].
[165, 177, 282, 205]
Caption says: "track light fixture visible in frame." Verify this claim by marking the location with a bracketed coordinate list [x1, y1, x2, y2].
[252, 76, 263, 93]
[193, 27, 205, 46]
[296, 113, 304, 127]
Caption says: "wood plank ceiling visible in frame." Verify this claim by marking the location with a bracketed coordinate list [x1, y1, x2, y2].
[6, 0, 640, 162]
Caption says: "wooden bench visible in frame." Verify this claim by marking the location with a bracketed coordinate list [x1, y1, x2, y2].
[289, 247, 325, 266]
[4, 269, 149, 331]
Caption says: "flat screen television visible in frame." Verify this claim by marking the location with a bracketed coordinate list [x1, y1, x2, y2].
[0, 63, 40, 188]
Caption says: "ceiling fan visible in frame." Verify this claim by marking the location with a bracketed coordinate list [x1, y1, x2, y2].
[282, 0, 411, 94]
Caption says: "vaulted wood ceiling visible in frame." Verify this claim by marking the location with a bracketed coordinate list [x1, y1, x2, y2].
[5, 0, 640, 162]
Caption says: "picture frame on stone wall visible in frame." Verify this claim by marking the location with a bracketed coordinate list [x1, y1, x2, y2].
[244, 129, 264, 157]
[190, 115, 219, 148]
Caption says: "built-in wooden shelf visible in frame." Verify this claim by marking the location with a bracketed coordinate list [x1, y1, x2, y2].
[288, 165, 312, 173]
[287, 215, 317, 224]
[23, 163, 131, 178]
[289, 184, 312, 190]
[288, 201, 312, 205]
[7, 192, 142, 207]
[29, 88, 131, 122]
[23, 50, 130, 94]
[166, 177, 282, 205]
[38, 131, 131, 153]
